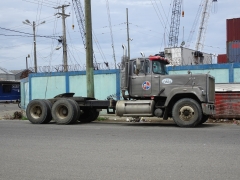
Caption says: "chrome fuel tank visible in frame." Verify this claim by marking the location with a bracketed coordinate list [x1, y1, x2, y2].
[116, 100, 155, 117]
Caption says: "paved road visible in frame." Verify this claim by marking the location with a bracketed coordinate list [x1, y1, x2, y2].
[0, 120, 239, 180]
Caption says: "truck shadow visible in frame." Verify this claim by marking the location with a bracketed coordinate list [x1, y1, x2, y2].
[91, 121, 222, 128]
[44, 120, 223, 128]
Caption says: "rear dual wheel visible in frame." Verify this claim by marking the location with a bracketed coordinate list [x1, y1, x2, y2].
[26, 99, 52, 124]
[51, 99, 80, 125]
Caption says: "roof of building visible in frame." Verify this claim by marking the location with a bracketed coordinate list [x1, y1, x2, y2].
[0, 67, 13, 74]
[10, 70, 24, 75]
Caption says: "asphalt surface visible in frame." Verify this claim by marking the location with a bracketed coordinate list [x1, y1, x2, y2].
[0, 120, 239, 180]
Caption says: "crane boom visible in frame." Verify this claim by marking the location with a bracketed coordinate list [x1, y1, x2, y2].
[195, 0, 217, 51]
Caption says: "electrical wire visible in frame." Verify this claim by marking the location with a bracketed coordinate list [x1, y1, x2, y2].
[22, 0, 54, 8]
[186, 0, 205, 48]
[150, 0, 165, 29]
[105, 0, 116, 68]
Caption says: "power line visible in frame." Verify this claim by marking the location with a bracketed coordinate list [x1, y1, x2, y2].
[0, 26, 59, 39]
[150, 0, 165, 29]
[22, 0, 55, 8]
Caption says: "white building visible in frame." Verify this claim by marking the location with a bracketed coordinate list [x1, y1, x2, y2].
[164, 47, 213, 66]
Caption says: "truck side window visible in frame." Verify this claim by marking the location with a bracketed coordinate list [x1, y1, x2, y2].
[152, 61, 168, 74]
[139, 61, 145, 74]
[153, 61, 164, 74]
[133, 61, 137, 74]
[133, 60, 150, 75]
[145, 60, 150, 74]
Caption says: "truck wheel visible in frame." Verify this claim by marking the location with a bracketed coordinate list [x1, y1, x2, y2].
[51, 99, 77, 125]
[42, 99, 53, 123]
[172, 98, 202, 127]
[26, 99, 51, 124]
[67, 99, 80, 124]
[80, 108, 99, 123]
[199, 115, 209, 125]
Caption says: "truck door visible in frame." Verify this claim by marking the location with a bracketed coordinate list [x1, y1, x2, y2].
[130, 60, 159, 96]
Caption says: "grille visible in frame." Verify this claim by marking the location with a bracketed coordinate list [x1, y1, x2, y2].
[208, 76, 215, 103]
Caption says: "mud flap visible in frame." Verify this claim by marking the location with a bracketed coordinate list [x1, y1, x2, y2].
[163, 107, 168, 120]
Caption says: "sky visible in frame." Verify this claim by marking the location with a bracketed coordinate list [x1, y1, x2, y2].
[0, 0, 240, 71]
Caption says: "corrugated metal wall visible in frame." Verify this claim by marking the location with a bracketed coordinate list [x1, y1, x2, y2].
[217, 54, 227, 64]
[227, 18, 240, 42]
[227, 41, 240, 63]
[226, 18, 240, 63]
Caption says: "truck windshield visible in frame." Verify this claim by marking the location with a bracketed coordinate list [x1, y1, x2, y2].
[152, 61, 167, 75]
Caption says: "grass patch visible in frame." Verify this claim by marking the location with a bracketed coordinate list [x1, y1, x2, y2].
[97, 116, 109, 121]
[21, 116, 28, 120]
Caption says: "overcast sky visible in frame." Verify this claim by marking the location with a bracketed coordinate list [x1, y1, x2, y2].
[0, 0, 239, 71]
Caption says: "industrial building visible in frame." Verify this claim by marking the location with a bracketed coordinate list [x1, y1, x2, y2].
[0, 67, 21, 102]
[164, 47, 212, 66]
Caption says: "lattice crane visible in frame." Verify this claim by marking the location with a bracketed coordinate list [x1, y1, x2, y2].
[168, 0, 182, 48]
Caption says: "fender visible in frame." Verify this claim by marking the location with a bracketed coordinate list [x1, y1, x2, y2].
[164, 86, 206, 106]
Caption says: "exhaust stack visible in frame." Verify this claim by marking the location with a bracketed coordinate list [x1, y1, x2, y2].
[121, 45, 129, 100]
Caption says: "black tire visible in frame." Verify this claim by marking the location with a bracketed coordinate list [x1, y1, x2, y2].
[18, 101, 21, 108]
[172, 98, 202, 127]
[26, 99, 50, 124]
[51, 99, 77, 125]
[80, 108, 99, 123]
[42, 99, 53, 124]
[199, 115, 209, 125]
[67, 99, 80, 124]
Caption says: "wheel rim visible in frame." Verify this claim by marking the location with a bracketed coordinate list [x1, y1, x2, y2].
[56, 105, 68, 119]
[30, 105, 42, 119]
[179, 105, 195, 121]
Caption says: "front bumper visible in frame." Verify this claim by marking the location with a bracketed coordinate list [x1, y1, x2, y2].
[202, 103, 215, 115]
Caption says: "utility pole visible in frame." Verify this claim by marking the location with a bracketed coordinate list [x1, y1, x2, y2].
[26, 54, 30, 69]
[33, 21, 37, 72]
[26, 57, 28, 69]
[23, 20, 45, 73]
[55, 5, 70, 72]
[85, 0, 94, 98]
[126, 8, 130, 60]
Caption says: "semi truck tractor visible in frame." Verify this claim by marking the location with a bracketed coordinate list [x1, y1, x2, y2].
[26, 46, 215, 127]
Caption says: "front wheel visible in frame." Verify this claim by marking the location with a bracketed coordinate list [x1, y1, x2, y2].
[199, 114, 209, 125]
[172, 98, 202, 127]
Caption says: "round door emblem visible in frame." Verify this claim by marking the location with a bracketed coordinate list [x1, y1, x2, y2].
[142, 81, 151, 90]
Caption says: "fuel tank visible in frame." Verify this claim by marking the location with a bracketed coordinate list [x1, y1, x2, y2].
[116, 100, 155, 117]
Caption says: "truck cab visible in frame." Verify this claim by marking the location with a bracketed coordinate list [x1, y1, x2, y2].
[129, 56, 169, 98]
